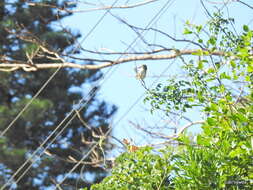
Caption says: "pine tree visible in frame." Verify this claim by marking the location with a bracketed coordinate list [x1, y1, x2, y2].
[0, 1, 116, 189]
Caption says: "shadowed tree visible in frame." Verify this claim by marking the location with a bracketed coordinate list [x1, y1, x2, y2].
[0, 0, 117, 189]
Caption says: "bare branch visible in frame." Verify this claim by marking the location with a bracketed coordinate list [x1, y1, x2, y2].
[170, 120, 205, 139]
[28, 0, 159, 13]
[76, 47, 171, 56]
[0, 49, 225, 72]
[129, 121, 171, 139]
[236, 0, 253, 9]
[204, 0, 253, 9]
[112, 14, 206, 49]
[129, 119, 205, 142]
[138, 120, 205, 147]
[204, 0, 235, 4]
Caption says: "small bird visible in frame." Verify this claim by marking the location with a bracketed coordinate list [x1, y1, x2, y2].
[135, 64, 147, 80]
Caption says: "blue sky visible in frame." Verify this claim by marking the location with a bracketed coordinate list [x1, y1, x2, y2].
[61, 0, 253, 150]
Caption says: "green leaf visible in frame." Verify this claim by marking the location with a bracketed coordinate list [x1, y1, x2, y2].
[220, 72, 231, 80]
[229, 147, 243, 158]
[207, 117, 216, 126]
[207, 68, 215, 73]
[196, 135, 210, 146]
[198, 39, 203, 43]
[208, 36, 217, 45]
[197, 61, 204, 69]
[210, 103, 218, 111]
[183, 28, 193, 35]
[243, 25, 249, 32]
[247, 65, 253, 73]
[196, 25, 203, 33]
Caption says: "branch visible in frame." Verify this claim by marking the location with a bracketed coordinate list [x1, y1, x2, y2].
[129, 121, 171, 139]
[204, 0, 235, 4]
[28, 0, 159, 13]
[130, 120, 205, 141]
[170, 120, 205, 139]
[0, 49, 225, 72]
[143, 120, 205, 147]
[112, 14, 205, 49]
[76, 47, 170, 56]
[237, 0, 253, 9]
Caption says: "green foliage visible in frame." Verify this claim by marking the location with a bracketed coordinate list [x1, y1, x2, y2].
[84, 147, 173, 190]
[172, 96, 253, 189]
[88, 12, 253, 190]
[146, 11, 253, 116]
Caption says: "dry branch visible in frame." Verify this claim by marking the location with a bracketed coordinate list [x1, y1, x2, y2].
[0, 49, 225, 72]
[28, 0, 158, 13]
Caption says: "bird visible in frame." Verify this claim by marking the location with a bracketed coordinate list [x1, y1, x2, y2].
[135, 64, 147, 80]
